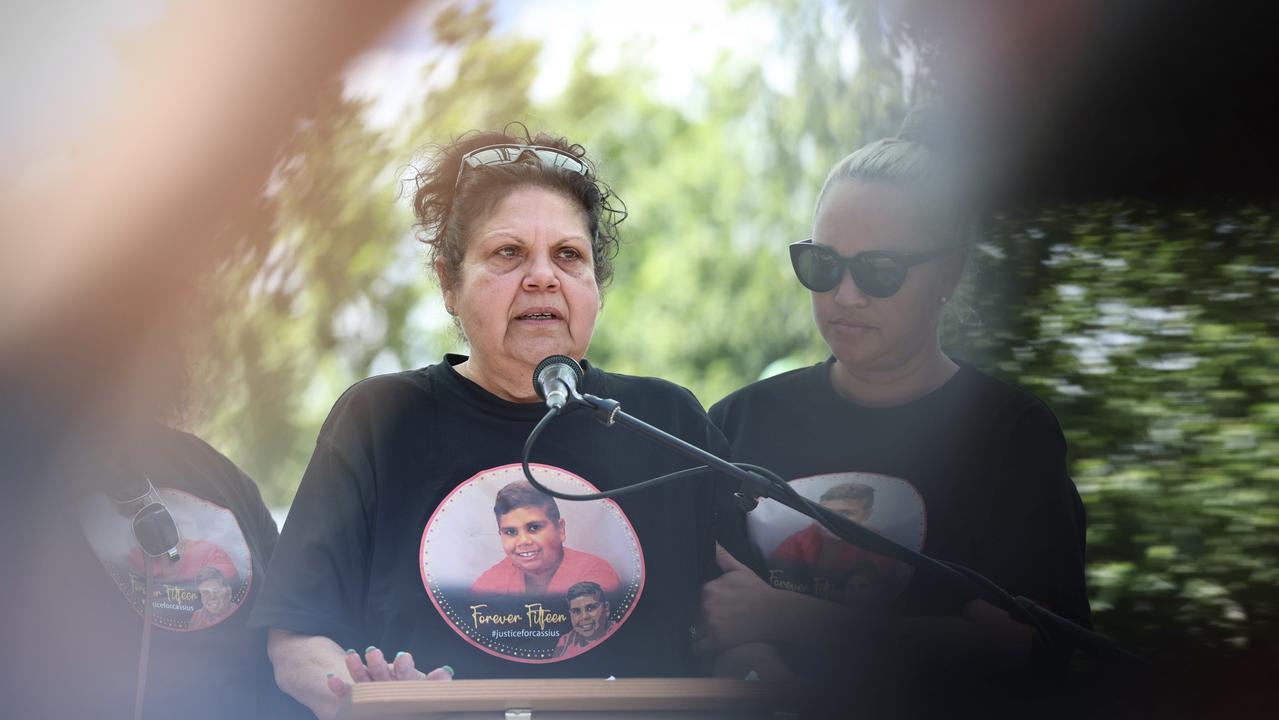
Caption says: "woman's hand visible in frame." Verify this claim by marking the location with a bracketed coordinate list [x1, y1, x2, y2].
[325, 647, 454, 698]
[696, 544, 855, 657]
[694, 544, 791, 654]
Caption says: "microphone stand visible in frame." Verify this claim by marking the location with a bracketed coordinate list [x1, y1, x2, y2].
[539, 391, 1134, 662]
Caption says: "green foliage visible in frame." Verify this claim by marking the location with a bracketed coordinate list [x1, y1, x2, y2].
[192, 85, 415, 507]
[191, 8, 542, 506]
[950, 205, 1279, 658]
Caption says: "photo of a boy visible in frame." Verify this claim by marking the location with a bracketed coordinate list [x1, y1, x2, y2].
[552, 581, 613, 659]
[470, 481, 622, 596]
[770, 482, 895, 600]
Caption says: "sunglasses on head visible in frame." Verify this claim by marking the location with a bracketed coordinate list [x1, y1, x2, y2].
[455, 144, 590, 190]
[788, 239, 966, 298]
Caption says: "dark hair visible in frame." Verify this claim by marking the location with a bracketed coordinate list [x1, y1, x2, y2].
[820, 482, 875, 513]
[565, 581, 605, 604]
[412, 125, 625, 292]
[194, 566, 229, 586]
[493, 480, 561, 524]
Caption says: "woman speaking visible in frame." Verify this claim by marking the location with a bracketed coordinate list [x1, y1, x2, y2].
[251, 128, 745, 719]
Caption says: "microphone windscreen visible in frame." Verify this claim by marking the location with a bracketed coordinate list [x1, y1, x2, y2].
[532, 355, 583, 399]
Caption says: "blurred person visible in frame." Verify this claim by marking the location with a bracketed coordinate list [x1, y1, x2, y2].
[0, 3, 415, 717]
[251, 127, 750, 720]
[700, 108, 1090, 710]
[471, 481, 622, 596]
[37, 311, 309, 718]
[4, 267, 313, 720]
[34, 414, 308, 719]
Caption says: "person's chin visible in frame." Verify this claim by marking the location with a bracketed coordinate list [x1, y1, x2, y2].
[824, 321, 878, 342]
[825, 339, 897, 372]
[511, 552, 541, 569]
[822, 327, 868, 349]
[510, 337, 575, 366]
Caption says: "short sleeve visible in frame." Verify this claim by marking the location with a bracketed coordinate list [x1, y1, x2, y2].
[974, 403, 1091, 629]
[248, 439, 373, 649]
[165, 427, 281, 561]
[707, 397, 730, 433]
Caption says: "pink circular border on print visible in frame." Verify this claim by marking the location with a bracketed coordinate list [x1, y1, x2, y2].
[419, 463, 646, 664]
[121, 488, 254, 632]
[780, 472, 928, 598]
[793, 471, 929, 551]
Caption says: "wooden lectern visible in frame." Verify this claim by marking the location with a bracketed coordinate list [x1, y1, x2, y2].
[338, 678, 803, 719]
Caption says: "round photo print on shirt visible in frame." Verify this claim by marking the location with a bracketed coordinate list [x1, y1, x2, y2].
[78, 488, 253, 631]
[421, 463, 645, 663]
[747, 472, 926, 607]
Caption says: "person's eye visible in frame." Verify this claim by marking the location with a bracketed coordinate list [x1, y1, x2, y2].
[527, 523, 543, 532]
[557, 246, 584, 261]
[495, 245, 521, 259]
[500, 528, 516, 536]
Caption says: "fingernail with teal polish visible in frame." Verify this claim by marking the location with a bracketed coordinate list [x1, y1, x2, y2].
[395, 651, 407, 659]
[345, 648, 356, 654]
[442, 665, 455, 677]
[325, 672, 335, 679]
[366, 646, 378, 654]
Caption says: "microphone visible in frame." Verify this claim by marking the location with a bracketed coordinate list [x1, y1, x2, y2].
[533, 355, 584, 410]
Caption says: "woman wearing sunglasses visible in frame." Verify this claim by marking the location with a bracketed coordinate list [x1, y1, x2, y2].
[250, 128, 748, 719]
[700, 109, 1090, 709]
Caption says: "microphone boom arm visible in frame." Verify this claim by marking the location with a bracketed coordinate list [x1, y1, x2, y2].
[520, 390, 1136, 662]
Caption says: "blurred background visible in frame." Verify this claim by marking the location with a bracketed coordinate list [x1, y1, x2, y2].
[4, 0, 1277, 700]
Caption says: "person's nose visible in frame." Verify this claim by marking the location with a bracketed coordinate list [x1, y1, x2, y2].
[522, 247, 561, 292]
[832, 268, 869, 308]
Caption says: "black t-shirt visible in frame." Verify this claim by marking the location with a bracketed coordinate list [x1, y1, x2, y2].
[251, 355, 747, 679]
[709, 359, 1090, 628]
[5, 424, 305, 720]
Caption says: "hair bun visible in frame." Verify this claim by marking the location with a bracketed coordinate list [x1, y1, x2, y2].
[896, 105, 946, 149]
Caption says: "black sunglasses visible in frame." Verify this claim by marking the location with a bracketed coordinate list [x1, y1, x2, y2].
[788, 239, 965, 297]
